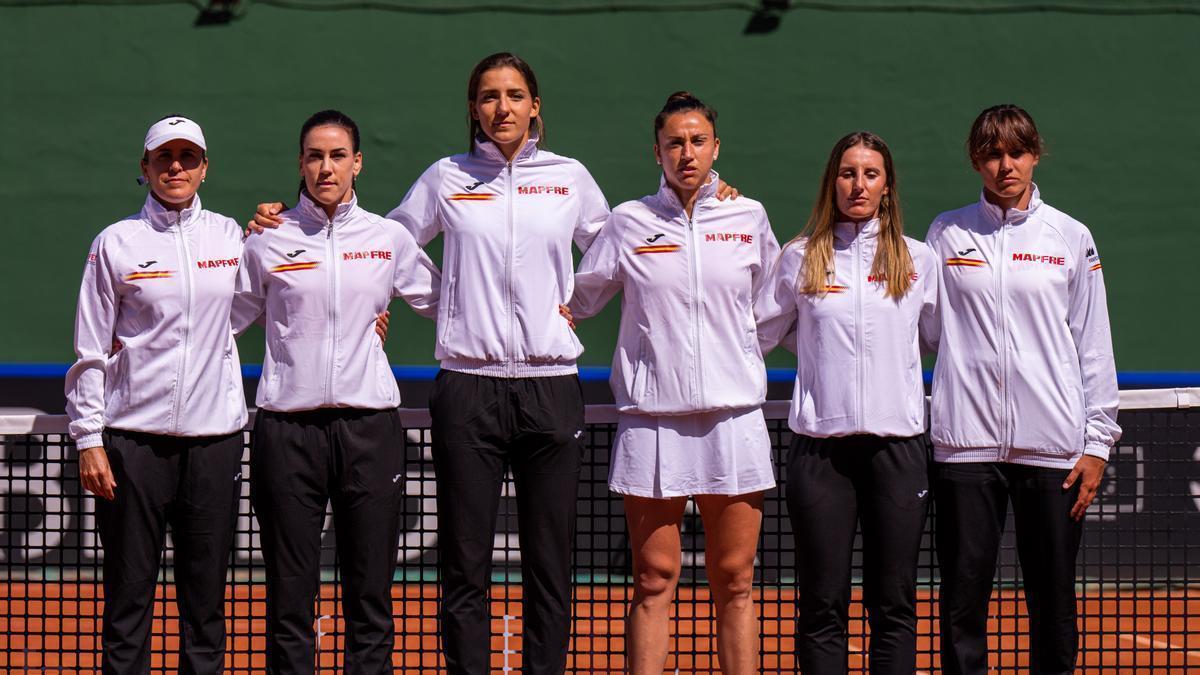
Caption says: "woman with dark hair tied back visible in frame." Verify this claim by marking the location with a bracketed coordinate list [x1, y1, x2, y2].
[233, 109, 440, 673]
[926, 104, 1119, 675]
[380, 52, 606, 674]
[755, 131, 939, 674]
[569, 92, 778, 674]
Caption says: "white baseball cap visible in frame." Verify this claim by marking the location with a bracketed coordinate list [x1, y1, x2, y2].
[143, 116, 206, 153]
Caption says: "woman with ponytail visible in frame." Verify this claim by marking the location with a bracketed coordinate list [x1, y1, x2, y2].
[381, 53, 607, 674]
[570, 91, 778, 674]
[235, 109, 440, 673]
[755, 131, 939, 674]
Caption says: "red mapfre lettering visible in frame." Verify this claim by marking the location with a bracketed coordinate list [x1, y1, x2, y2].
[867, 273, 920, 283]
[704, 233, 754, 244]
[1012, 252, 1065, 265]
[196, 258, 240, 269]
[517, 185, 570, 196]
[343, 250, 393, 261]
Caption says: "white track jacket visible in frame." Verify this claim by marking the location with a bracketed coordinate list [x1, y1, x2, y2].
[66, 194, 247, 449]
[386, 135, 610, 378]
[234, 193, 439, 412]
[925, 186, 1120, 467]
[569, 174, 780, 415]
[755, 219, 939, 438]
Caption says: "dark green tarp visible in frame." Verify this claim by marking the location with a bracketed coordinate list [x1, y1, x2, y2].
[0, 1, 1196, 369]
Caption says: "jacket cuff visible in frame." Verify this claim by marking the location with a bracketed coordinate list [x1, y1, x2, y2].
[1082, 444, 1110, 462]
[75, 433, 104, 450]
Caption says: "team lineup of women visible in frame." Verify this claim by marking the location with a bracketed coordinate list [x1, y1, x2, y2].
[66, 51, 1119, 675]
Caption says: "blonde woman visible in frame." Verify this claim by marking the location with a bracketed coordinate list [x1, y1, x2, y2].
[756, 131, 938, 674]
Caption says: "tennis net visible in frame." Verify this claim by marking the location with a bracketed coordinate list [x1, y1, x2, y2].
[1, 388, 1197, 672]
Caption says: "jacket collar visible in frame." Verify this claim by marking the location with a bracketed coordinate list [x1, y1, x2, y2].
[296, 190, 358, 227]
[140, 192, 202, 232]
[978, 183, 1042, 226]
[471, 131, 540, 165]
[656, 170, 720, 217]
[833, 217, 880, 246]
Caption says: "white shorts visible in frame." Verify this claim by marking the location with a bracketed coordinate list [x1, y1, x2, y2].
[608, 407, 776, 499]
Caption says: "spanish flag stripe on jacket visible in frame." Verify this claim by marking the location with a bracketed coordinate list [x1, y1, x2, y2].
[269, 261, 321, 273]
[124, 271, 175, 281]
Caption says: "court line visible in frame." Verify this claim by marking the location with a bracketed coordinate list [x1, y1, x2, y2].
[1119, 633, 1200, 661]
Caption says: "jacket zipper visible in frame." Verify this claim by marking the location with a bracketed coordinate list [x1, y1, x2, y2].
[325, 217, 339, 405]
[686, 210, 704, 409]
[997, 221, 1010, 460]
[853, 232, 864, 428]
[172, 212, 193, 434]
[506, 160, 516, 377]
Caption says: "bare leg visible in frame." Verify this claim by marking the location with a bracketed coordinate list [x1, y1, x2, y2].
[695, 492, 764, 675]
[624, 494, 689, 675]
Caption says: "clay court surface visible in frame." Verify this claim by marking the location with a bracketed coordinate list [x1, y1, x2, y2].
[1, 583, 1196, 672]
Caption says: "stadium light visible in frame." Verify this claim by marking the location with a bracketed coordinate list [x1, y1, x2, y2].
[744, 0, 790, 35]
[195, 0, 241, 26]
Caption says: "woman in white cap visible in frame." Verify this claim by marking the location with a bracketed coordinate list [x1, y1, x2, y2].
[569, 92, 778, 674]
[66, 114, 247, 674]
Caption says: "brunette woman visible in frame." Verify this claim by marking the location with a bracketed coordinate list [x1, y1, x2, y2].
[570, 92, 779, 674]
[926, 104, 1119, 675]
[234, 109, 440, 674]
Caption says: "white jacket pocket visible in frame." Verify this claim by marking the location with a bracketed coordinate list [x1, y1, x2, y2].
[628, 335, 653, 406]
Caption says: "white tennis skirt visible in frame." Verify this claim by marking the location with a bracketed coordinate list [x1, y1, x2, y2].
[608, 406, 776, 499]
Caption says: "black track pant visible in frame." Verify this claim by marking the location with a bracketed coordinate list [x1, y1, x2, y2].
[786, 434, 930, 675]
[429, 370, 585, 675]
[250, 407, 404, 675]
[96, 428, 243, 675]
[934, 462, 1083, 675]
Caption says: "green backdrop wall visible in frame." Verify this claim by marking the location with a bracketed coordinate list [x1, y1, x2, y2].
[1, 1, 1196, 371]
